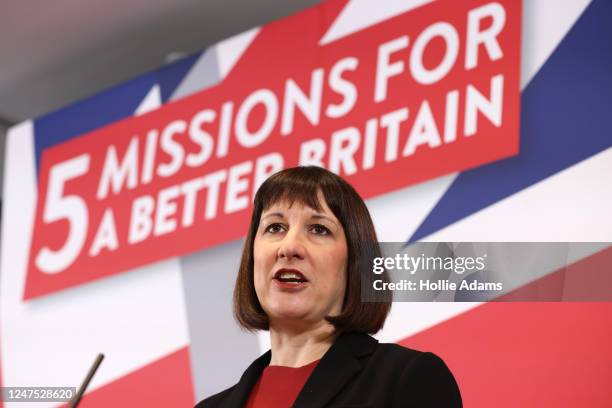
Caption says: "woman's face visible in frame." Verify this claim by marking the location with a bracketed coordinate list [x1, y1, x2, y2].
[253, 194, 348, 328]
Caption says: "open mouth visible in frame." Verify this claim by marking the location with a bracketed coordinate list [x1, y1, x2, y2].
[273, 269, 309, 284]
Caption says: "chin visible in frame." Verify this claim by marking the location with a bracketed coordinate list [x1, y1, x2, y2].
[265, 301, 314, 322]
[269, 306, 310, 321]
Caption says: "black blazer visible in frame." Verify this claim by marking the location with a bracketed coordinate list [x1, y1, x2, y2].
[195, 332, 462, 407]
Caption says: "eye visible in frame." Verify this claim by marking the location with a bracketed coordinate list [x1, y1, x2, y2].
[264, 223, 285, 234]
[310, 224, 331, 235]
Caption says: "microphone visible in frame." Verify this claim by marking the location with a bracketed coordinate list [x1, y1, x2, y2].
[70, 353, 104, 407]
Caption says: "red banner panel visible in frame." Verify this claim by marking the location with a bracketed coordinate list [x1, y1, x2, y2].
[25, 0, 521, 299]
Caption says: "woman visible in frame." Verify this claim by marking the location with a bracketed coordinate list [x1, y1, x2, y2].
[196, 166, 462, 407]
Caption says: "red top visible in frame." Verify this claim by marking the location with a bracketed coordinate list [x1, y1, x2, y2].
[245, 359, 320, 408]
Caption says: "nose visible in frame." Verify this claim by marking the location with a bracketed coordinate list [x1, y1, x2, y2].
[277, 229, 306, 261]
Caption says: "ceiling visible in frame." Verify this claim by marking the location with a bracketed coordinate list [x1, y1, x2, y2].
[0, 0, 322, 125]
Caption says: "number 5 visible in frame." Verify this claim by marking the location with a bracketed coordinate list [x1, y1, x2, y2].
[35, 154, 90, 274]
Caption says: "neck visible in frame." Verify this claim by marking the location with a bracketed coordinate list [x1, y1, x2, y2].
[268, 319, 338, 367]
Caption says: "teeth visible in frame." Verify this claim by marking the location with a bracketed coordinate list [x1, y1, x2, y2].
[279, 272, 301, 279]
[276, 272, 307, 283]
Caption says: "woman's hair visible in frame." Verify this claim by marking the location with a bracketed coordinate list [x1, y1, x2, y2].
[234, 166, 391, 334]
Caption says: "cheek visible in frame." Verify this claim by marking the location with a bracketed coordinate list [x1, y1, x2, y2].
[330, 244, 348, 274]
[319, 245, 348, 289]
[335, 245, 349, 294]
[253, 239, 264, 268]
[253, 241, 272, 287]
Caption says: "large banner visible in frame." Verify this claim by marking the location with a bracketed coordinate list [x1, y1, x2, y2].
[2, 0, 611, 406]
[26, 0, 520, 299]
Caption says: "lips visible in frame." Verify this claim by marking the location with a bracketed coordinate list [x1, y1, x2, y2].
[273, 268, 309, 283]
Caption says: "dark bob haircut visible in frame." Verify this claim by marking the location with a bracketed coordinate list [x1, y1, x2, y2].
[234, 166, 391, 334]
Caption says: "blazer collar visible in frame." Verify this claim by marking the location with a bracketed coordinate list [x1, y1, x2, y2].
[292, 332, 378, 408]
[225, 349, 272, 408]
[225, 332, 378, 408]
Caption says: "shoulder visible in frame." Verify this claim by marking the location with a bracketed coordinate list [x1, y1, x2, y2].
[374, 342, 452, 372]
[373, 344, 462, 407]
[372, 341, 423, 360]
[337, 334, 462, 406]
[193, 385, 235, 408]
[340, 333, 457, 378]
[364, 341, 432, 372]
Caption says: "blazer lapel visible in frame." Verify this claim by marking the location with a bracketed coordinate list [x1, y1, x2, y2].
[292, 333, 378, 408]
[224, 350, 271, 408]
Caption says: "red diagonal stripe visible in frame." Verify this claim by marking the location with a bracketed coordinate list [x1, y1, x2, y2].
[399, 248, 612, 407]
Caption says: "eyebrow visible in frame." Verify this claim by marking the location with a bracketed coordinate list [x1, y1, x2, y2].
[261, 212, 339, 228]
[311, 214, 339, 227]
[261, 212, 284, 221]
